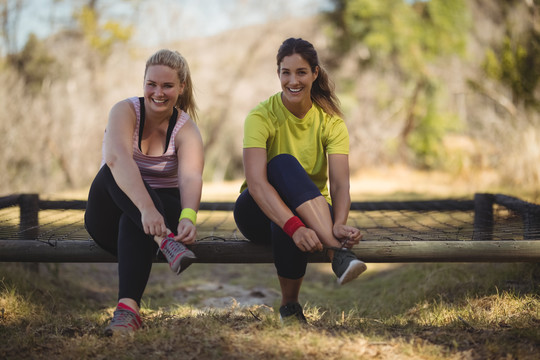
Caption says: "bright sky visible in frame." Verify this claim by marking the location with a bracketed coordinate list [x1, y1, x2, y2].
[15, 0, 333, 50]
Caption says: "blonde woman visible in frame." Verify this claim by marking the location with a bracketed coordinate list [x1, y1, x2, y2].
[85, 49, 203, 335]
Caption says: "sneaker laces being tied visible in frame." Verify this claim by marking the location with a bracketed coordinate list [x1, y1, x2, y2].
[159, 233, 196, 274]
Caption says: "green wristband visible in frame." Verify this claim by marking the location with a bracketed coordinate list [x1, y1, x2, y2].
[179, 208, 197, 224]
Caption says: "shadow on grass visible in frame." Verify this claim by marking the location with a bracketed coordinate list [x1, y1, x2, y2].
[1, 261, 539, 359]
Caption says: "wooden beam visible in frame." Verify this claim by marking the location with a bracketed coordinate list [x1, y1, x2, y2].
[0, 239, 539, 263]
[34, 199, 478, 212]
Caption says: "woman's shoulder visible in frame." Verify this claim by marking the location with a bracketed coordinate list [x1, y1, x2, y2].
[108, 98, 138, 123]
[111, 97, 138, 110]
[176, 110, 195, 129]
[313, 104, 344, 124]
[247, 93, 283, 120]
[175, 110, 201, 136]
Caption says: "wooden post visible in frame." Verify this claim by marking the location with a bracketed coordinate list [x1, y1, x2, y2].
[19, 194, 40, 239]
[18, 194, 40, 272]
[473, 193, 494, 241]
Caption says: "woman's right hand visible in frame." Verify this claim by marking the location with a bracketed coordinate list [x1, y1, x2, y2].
[140, 207, 168, 237]
[292, 227, 323, 253]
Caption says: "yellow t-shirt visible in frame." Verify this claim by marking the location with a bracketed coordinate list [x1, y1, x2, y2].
[241, 92, 349, 202]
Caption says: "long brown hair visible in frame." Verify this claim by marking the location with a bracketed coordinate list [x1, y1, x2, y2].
[277, 38, 343, 117]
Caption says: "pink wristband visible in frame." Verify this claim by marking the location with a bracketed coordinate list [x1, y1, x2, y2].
[283, 216, 305, 237]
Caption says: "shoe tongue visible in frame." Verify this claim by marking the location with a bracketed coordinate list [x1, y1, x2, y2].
[160, 233, 176, 248]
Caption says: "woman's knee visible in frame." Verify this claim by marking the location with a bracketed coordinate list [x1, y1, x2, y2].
[266, 155, 320, 209]
[267, 154, 302, 174]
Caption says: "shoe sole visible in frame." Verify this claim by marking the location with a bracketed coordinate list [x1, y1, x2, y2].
[337, 259, 367, 285]
[172, 251, 197, 275]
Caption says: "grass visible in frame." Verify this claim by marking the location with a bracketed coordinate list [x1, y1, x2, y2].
[2, 181, 539, 359]
[1, 260, 539, 359]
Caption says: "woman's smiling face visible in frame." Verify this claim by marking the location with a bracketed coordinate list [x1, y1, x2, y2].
[278, 53, 319, 111]
[143, 65, 184, 114]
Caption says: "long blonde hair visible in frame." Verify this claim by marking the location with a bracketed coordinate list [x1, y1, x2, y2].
[144, 49, 198, 121]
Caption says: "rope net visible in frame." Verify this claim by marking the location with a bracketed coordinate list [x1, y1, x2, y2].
[0, 198, 533, 245]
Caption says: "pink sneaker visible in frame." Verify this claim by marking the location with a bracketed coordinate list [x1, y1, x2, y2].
[160, 234, 196, 275]
[104, 303, 142, 336]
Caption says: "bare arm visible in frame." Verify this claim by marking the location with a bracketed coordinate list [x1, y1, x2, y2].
[328, 154, 362, 247]
[244, 148, 321, 251]
[244, 148, 294, 227]
[174, 118, 204, 244]
[103, 100, 167, 237]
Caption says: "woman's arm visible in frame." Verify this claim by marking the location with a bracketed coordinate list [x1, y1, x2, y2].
[175, 118, 204, 244]
[104, 100, 168, 237]
[328, 154, 362, 247]
[244, 148, 321, 252]
[244, 148, 294, 227]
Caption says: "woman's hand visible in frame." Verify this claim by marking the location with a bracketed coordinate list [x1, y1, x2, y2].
[292, 227, 323, 253]
[333, 224, 363, 249]
[140, 207, 168, 238]
[175, 219, 197, 245]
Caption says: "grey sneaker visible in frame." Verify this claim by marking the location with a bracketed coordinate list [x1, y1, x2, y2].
[279, 302, 307, 324]
[160, 234, 196, 275]
[104, 303, 142, 336]
[332, 249, 367, 285]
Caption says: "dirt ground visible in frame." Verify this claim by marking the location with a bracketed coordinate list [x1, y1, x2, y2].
[50, 261, 282, 312]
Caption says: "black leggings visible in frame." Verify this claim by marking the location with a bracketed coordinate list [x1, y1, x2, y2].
[84, 165, 181, 306]
[233, 154, 329, 279]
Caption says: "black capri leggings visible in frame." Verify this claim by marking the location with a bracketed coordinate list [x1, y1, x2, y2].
[84, 165, 181, 306]
[233, 153, 330, 279]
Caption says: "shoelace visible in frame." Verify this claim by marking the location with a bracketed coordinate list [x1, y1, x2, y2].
[324, 237, 350, 257]
[161, 239, 186, 259]
[111, 310, 140, 329]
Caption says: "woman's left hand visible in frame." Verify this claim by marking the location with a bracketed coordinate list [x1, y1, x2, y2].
[333, 224, 363, 249]
[174, 219, 197, 245]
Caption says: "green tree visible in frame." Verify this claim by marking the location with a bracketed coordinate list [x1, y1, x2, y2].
[480, 1, 540, 111]
[326, 0, 470, 167]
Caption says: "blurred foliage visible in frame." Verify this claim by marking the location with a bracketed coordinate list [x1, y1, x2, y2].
[5, 33, 59, 93]
[481, 1, 540, 110]
[407, 82, 462, 169]
[74, 5, 133, 58]
[0, 0, 24, 55]
[326, 0, 470, 168]
[0, 0, 538, 193]
[0, 0, 135, 194]
[334, 0, 469, 68]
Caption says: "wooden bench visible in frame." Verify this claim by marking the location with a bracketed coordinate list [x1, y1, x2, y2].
[1, 193, 539, 263]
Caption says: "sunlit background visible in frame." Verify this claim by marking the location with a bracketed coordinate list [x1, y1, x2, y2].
[1, 0, 538, 199]
[11, 0, 332, 50]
